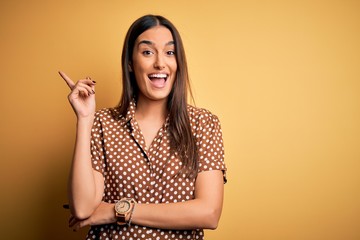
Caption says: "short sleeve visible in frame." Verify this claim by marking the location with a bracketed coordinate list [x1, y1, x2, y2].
[90, 111, 106, 174]
[196, 111, 227, 183]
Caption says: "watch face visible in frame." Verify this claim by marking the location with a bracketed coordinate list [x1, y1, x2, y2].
[115, 200, 131, 214]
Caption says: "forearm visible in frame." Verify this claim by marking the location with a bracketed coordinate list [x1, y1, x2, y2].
[74, 171, 224, 231]
[80, 199, 221, 231]
[132, 171, 224, 230]
[68, 116, 99, 219]
[132, 199, 222, 230]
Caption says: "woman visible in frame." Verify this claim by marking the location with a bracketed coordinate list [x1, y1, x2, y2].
[60, 14, 227, 240]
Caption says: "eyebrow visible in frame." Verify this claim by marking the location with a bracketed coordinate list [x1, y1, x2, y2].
[138, 40, 175, 47]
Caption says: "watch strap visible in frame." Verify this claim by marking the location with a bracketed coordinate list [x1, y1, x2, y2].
[115, 198, 136, 225]
[115, 210, 126, 225]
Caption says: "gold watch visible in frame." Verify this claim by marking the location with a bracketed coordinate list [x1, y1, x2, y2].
[114, 198, 136, 225]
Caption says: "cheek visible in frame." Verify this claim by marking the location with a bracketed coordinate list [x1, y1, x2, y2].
[169, 59, 177, 73]
[134, 73, 147, 88]
[132, 61, 144, 73]
[133, 70, 146, 90]
[133, 62, 147, 79]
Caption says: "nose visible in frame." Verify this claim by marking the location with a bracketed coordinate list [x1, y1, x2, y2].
[154, 54, 165, 70]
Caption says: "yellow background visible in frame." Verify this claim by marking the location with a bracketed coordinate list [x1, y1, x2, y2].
[1, 0, 359, 239]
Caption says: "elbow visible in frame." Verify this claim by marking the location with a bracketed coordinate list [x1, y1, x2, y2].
[73, 211, 91, 221]
[70, 205, 94, 220]
[205, 215, 219, 230]
[203, 208, 221, 230]
[68, 196, 102, 220]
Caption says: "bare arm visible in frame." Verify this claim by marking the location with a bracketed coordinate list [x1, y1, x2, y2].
[68, 117, 104, 219]
[132, 170, 224, 229]
[59, 71, 104, 219]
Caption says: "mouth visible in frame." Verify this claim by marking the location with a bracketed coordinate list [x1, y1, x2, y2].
[148, 73, 168, 88]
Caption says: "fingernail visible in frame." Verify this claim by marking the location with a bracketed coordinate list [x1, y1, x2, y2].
[92, 80, 96, 84]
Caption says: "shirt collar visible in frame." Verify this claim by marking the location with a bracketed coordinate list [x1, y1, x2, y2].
[123, 99, 170, 132]
[124, 100, 137, 123]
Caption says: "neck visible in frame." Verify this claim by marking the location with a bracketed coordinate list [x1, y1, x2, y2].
[135, 96, 168, 122]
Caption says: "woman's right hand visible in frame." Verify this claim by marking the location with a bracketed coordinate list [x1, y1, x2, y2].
[59, 71, 96, 119]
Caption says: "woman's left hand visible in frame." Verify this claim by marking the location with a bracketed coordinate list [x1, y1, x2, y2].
[69, 201, 116, 231]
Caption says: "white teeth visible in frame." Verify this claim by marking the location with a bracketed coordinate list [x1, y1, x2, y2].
[149, 73, 167, 78]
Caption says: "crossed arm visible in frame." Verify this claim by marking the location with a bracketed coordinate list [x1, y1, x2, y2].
[70, 170, 224, 231]
[68, 117, 224, 231]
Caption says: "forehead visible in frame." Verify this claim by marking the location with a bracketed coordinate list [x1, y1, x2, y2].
[136, 26, 174, 46]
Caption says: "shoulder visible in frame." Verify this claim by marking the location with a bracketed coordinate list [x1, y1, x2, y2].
[187, 105, 221, 124]
[187, 105, 222, 133]
[93, 108, 125, 125]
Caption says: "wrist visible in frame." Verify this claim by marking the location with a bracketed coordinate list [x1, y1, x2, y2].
[127, 202, 136, 225]
[114, 198, 136, 226]
[76, 115, 94, 129]
[77, 114, 94, 123]
[110, 203, 117, 223]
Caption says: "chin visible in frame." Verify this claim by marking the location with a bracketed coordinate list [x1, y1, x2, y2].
[138, 92, 168, 102]
[148, 95, 170, 101]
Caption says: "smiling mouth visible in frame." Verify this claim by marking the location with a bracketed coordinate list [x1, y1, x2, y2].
[148, 73, 168, 88]
[148, 73, 168, 80]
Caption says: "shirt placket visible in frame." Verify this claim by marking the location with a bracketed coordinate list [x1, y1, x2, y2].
[146, 130, 164, 195]
[128, 118, 163, 201]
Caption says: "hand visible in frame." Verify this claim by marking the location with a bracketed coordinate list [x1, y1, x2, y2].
[68, 202, 116, 231]
[59, 71, 96, 118]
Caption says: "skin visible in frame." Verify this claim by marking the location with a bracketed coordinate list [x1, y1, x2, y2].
[60, 26, 224, 232]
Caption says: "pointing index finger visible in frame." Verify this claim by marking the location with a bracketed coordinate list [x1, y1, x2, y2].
[58, 71, 75, 89]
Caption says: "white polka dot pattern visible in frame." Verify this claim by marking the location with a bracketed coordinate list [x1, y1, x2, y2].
[86, 101, 226, 240]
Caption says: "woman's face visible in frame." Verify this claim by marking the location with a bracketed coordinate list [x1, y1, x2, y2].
[131, 26, 177, 103]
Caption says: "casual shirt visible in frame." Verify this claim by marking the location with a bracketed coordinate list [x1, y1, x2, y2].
[87, 101, 227, 240]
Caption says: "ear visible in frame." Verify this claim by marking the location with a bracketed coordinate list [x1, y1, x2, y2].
[128, 62, 133, 72]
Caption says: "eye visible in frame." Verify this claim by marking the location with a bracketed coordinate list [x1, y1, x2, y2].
[167, 50, 175, 56]
[142, 50, 153, 56]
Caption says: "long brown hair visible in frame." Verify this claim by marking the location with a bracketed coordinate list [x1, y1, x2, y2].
[116, 15, 198, 178]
